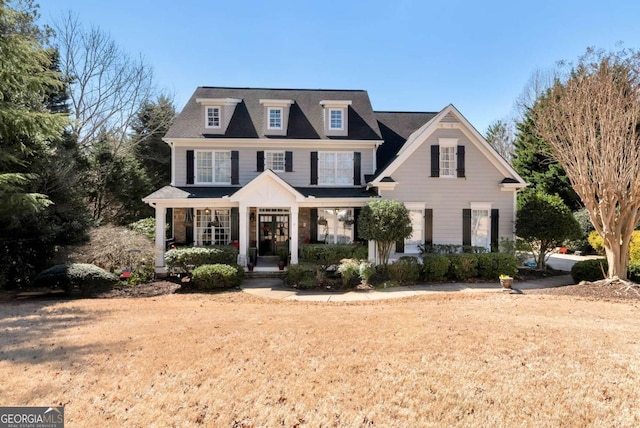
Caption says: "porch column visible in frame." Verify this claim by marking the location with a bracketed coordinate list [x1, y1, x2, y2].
[368, 240, 378, 264]
[239, 203, 248, 265]
[155, 205, 167, 271]
[290, 205, 299, 264]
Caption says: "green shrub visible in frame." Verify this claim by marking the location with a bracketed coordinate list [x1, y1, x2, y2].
[128, 217, 156, 240]
[421, 244, 486, 254]
[571, 259, 608, 283]
[422, 254, 450, 282]
[300, 243, 367, 265]
[387, 257, 422, 284]
[34, 263, 119, 296]
[358, 261, 375, 284]
[446, 254, 478, 281]
[628, 261, 640, 282]
[165, 246, 237, 275]
[191, 264, 243, 289]
[337, 259, 361, 286]
[476, 253, 519, 280]
[286, 263, 318, 287]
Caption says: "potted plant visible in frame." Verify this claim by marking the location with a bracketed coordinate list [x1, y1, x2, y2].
[317, 216, 328, 225]
[499, 274, 514, 289]
[247, 262, 254, 272]
[344, 217, 355, 226]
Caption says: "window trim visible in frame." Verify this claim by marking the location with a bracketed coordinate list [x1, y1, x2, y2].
[267, 107, 283, 130]
[205, 106, 221, 129]
[194, 150, 232, 185]
[265, 150, 286, 172]
[470, 202, 492, 250]
[317, 151, 354, 186]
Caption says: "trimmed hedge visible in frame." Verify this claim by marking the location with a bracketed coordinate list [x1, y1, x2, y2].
[447, 253, 479, 281]
[300, 243, 368, 265]
[422, 254, 451, 282]
[34, 263, 119, 296]
[165, 246, 237, 275]
[387, 257, 422, 284]
[191, 264, 244, 289]
[571, 259, 608, 283]
[476, 253, 519, 280]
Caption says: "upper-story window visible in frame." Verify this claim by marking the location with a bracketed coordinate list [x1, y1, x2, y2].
[320, 100, 351, 135]
[206, 106, 221, 128]
[440, 144, 456, 177]
[266, 151, 285, 172]
[329, 108, 343, 130]
[319, 152, 353, 185]
[431, 138, 463, 178]
[196, 150, 231, 184]
[268, 107, 283, 130]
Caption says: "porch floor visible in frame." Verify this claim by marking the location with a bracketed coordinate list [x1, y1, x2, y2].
[252, 256, 284, 272]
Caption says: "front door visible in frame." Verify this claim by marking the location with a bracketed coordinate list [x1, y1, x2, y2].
[258, 214, 289, 256]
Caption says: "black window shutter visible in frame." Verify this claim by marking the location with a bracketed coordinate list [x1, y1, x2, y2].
[395, 239, 405, 254]
[462, 209, 472, 247]
[310, 152, 318, 185]
[424, 208, 433, 246]
[186, 150, 194, 184]
[285, 151, 293, 172]
[353, 208, 363, 241]
[186, 208, 194, 244]
[231, 150, 239, 184]
[230, 207, 239, 242]
[491, 209, 499, 252]
[353, 152, 361, 185]
[457, 145, 466, 178]
[257, 151, 264, 172]
[430, 145, 440, 177]
[310, 208, 318, 243]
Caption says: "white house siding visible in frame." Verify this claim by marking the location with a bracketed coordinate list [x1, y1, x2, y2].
[173, 145, 374, 188]
[384, 128, 515, 245]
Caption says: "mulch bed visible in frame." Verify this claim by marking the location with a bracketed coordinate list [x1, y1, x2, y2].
[94, 280, 182, 298]
[530, 279, 640, 301]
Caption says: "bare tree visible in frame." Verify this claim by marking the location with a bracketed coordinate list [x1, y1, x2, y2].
[485, 119, 515, 162]
[533, 47, 640, 280]
[54, 12, 154, 152]
[514, 67, 557, 119]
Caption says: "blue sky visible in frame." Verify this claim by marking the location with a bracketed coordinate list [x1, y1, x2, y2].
[37, 0, 640, 134]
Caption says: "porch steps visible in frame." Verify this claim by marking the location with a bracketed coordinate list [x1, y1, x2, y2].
[244, 270, 287, 280]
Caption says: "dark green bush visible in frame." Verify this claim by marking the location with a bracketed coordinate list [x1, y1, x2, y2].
[446, 254, 478, 281]
[476, 253, 519, 280]
[422, 254, 450, 282]
[34, 263, 119, 296]
[191, 264, 244, 289]
[628, 261, 640, 282]
[387, 257, 422, 284]
[421, 244, 487, 254]
[165, 246, 237, 275]
[300, 243, 367, 265]
[570, 259, 608, 283]
[286, 263, 318, 287]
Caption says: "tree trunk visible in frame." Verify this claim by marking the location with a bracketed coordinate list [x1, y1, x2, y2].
[604, 241, 629, 280]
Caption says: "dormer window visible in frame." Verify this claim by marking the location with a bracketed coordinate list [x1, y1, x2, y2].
[206, 106, 220, 128]
[329, 108, 343, 130]
[320, 100, 352, 136]
[260, 99, 293, 135]
[268, 107, 283, 130]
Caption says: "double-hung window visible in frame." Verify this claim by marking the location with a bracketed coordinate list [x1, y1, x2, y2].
[266, 151, 285, 172]
[206, 106, 220, 128]
[439, 142, 456, 177]
[196, 150, 231, 184]
[329, 108, 344, 130]
[268, 107, 282, 130]
[470, 203, 491, 250]
[318, 152, 353, 185]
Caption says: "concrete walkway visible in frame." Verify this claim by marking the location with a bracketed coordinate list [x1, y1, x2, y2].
[241, 274, 574, 302]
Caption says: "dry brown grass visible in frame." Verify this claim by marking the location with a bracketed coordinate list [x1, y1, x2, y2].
[1, 292, 640, 427]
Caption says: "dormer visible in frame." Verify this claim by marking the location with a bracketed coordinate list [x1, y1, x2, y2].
[259, 99, 294, 136]
[320, 100, 352, 137]
[196, 97, 242, 135]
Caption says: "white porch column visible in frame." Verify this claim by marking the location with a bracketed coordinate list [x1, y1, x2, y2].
[290, 205, 299, 264]
[155, 205, 167, 271]
[368, 240, 378, 264]
[239, 203, 248, 264]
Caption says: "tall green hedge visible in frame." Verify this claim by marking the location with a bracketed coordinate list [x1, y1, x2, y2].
[300, 244, 368, 265]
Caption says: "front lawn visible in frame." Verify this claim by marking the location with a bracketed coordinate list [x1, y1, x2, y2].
[1, 292, 639, 426]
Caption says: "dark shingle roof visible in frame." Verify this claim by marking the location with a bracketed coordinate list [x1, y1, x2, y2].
[374, 111, 437, 174]
[166, 87, 382, 140]
[294, 187, 378, 198]
[144, 185, 377, 200]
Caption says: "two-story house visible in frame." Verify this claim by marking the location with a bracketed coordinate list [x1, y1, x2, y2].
[143, 87, 526, 272]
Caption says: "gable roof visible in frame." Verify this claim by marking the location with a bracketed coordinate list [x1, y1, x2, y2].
[371, 104, 526, 185]
[375, 111, 438, 174]
[166, 87, 383, 141]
